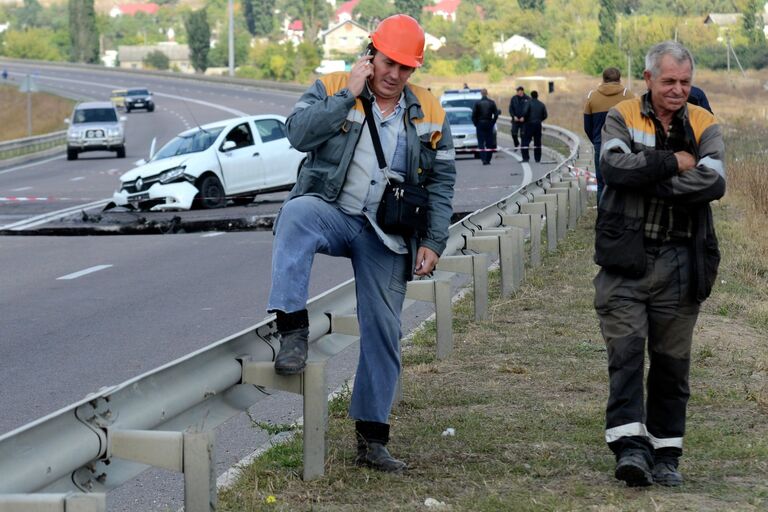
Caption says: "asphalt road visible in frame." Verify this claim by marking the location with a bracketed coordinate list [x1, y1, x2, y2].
[0, 62, 555, 511]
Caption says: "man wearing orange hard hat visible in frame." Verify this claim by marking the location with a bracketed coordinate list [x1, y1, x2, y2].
[266, 14, 456, 473]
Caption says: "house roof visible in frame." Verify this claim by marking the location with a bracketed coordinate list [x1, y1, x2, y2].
[704, 13, 742, 25]
[335, 0, 361, 21]
[117, 3, 160, 16]
[493, 34, 546, 59]
[319, 19, 367, 39]
[424, 0, 461, 15]
[288, 19, 303, 31]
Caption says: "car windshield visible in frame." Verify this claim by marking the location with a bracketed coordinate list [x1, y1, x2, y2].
[128, 89, 149, 96]
[442, 99, 477, 109]
[447, 110, 473, 125]
[73, 108, 118, 124]
[153, 127, 225, 160]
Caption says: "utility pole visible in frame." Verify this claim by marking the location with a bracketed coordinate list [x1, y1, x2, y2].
[228, 0, 234, 77]
[20, 74, 38, 137]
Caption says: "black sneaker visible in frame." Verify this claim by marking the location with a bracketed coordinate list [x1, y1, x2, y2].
[615, 450, 653, 487]
[652, 460, 683, 486]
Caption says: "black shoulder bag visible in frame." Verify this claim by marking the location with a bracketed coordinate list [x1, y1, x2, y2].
[361, 97, 429, 236]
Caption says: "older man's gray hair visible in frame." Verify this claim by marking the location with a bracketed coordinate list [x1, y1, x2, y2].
[645, 41, 695, 78]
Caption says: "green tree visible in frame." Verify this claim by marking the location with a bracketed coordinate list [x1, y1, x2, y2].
[3, 28, 64, 60]
[143, 49, 170, 69]
[393, 0, 425, 22]
[252, 0, 276, 36]
[185, 9, 211, 73]
[243, 0, 256, 35]
[281, 0, 332, 42]
[741, 0, 766, 47]
[15, 0, 43, 28]
[357, 0, 394, 26]
[208, 25, 250, 67]
[517, 0, 545, 11]
[598, 0, 616, 44]
[68, 0, 99, 63]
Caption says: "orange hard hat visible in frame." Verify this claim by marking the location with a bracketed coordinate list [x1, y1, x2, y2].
[370, 14, 425, 68]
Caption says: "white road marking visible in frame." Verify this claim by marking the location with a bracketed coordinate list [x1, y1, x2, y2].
[70, 176, 85, 181]
[11, 187, 33, 192]
[57, 264, 113, 280]
[201, 232, 224, 237]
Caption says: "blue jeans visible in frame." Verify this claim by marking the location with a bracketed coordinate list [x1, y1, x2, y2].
[267, 196, 409, 423]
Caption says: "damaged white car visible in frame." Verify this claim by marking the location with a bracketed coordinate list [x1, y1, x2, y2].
[111, 115, 305, 211]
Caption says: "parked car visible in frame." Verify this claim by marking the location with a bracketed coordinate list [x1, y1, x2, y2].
[111, 115, 305, 211]
[110, 89, 127, 109]
[440, 88, 483, 109]
[445, 107, 480, 158]
[65, 101, 126, 160]
[124, 88, 155, 112]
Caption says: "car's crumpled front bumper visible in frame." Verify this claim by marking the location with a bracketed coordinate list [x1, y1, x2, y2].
[112, 181, 199, 211]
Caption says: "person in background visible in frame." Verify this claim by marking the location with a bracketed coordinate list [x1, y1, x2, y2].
[687, 85, 713, 113]
[471, 88, 500, 165]
[266, 14, 456, 473]
[595, 40, 725, 488]
[520, 90, 547, 163]
[508, 86, 529, 151]
[583, 67, 634, 204]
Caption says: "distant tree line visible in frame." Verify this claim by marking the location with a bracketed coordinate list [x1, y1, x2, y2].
[0, 0, 765, 78]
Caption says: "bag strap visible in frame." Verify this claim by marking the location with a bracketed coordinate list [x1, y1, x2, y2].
[361, 96, 387, 170]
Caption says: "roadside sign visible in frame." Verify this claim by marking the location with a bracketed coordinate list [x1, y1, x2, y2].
[19, 74, 39, 93]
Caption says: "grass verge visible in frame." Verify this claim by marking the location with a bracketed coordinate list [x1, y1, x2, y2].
[218, 200, 768, 511]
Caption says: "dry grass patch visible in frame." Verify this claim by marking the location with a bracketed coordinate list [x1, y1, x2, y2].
[219, 205, 768, 511]
[0, 84, 73, 141]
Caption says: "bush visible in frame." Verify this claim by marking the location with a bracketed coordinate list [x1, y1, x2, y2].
[143, 50, 170, 70]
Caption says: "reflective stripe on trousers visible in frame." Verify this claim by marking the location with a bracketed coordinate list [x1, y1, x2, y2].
[594, 243, 700, 456]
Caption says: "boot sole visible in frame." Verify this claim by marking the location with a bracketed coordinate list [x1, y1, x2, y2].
[274, 363, 306, 376]
[354, 458, 407, 474]
[615, 463, 653, 487]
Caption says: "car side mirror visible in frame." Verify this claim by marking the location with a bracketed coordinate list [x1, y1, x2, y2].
[221, 140, 236, 151]
[134, 158, 147, 166]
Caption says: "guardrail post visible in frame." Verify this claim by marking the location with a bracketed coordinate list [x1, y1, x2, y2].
[436, 253, 489, 321]
[476, 227, 524, 289]
[240, 332, 358, 481]
[545, 188, 568, 240]
[527, 197, 558, 253]
[551, 181, 580, 228]
[405, 278, 453, 359]
[518, 205, 544, 267]
[0, 493, 106, 512]
[107, 429, 215, 512]
[466, 233, 510, 296]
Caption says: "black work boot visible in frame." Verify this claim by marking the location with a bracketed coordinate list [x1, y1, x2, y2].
[652, 459, 683, 486]
[274, 310, 309, 376]
[355, 421, 407, 473]
[615, 449, 653, 487]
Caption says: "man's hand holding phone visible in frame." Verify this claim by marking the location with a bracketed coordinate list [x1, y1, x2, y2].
[348, 51, 373, 97]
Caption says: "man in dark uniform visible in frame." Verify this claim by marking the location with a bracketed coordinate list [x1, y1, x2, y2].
[521, 90, 547, 163]
[471, 88, 499, 165]
[508, 86, 529, 151]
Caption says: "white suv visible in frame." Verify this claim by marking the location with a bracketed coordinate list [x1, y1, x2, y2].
[439, 88, 483, 109]
[65, 101, 126, 160]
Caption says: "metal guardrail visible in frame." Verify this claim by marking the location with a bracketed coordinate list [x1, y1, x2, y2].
[0, 124, 582, 510]
[0, 130, 66, 158]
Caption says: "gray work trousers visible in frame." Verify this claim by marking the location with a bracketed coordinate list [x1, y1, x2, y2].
[594, 242, 700, 460]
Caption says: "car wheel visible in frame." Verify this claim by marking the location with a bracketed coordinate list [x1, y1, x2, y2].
[148, 105, 155, 112]
[67, 148, 78, 160]
[116, 146, 126, 158]
[195, 175, 226, 209]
